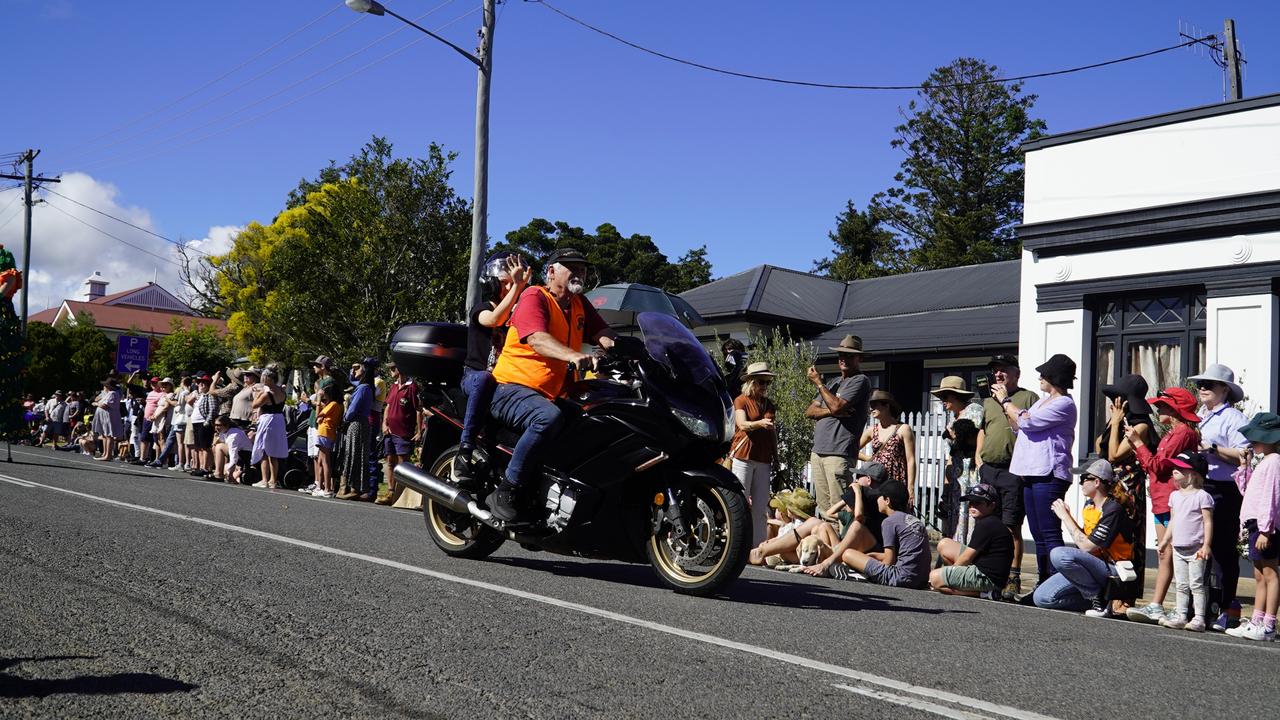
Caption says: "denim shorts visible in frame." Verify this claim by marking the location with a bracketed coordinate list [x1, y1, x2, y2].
[1247, 530, 1278, 562]
[316, 435, 335, 452]
[1153, 512, 1171, 527]
[383, 433, 414, 457]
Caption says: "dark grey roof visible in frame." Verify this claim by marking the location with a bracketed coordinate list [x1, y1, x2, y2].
[811, 303, 1019, 356]
[678, 266, 764, 318]
[838, 261, 1020, 320]
[679, 265, 845, 326]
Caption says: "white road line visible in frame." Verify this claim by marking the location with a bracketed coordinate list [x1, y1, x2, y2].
[0, 474, 35, 488]
[1161, 633, 1280, 653]
[835, 684, 992, 720]
[7, 473, 1062, 720]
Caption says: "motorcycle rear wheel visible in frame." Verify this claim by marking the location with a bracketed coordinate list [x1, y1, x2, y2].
[423, 448, 505, 559]
[645, 477, 749, 596]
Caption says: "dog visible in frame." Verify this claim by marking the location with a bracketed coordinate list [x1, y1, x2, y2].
[798, 535, 828, 566]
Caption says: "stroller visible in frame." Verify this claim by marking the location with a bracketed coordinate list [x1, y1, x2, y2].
[277, 403, 314, 490]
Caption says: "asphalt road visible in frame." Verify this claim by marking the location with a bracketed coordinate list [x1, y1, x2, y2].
[1, 446, 1276, 720]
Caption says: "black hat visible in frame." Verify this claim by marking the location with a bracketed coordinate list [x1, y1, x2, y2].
[988, 353, 1019, 370]
[1100, 373, 1153, 415]
[546, 248, 590, 267]
[960, 483, 1001, 507]
[854, 461, 887, 485]
[1169, 450, 1209, 478]
[1035, 353, 1077, 390]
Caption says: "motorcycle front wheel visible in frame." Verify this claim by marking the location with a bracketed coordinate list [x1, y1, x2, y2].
[645, 477, 749, 596]
[422, 447, 505, 559]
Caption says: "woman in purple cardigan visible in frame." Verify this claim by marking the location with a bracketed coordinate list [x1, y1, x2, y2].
[998, 354, 1078, 587]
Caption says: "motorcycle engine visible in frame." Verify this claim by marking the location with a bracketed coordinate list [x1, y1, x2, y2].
[539, 477, 578, 532]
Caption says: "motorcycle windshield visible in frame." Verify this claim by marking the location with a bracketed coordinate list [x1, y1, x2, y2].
[637, 312, 731, 441]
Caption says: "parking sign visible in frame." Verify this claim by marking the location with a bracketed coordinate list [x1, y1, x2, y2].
[115, 335, 151, 375]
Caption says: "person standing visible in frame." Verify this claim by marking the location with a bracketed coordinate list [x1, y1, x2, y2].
[976, 353, 1040, 600]
[92, 378, 125, 462]
[931, 377, 983, 540]
[721, 339, 747, 400]
[306, 356, 337, 489]
[376, 362, 422, 506]
[1094, 373, 1154, 611]
[730, 361, 778, 546]
[230, 368, 259, 429]
[337, 359, 377, 501]
[805, 334, 871, 520]
[0, 245, 25, 442]
[857, 390, 916, 505]
[249, 367, 289, 490]
[1188, 363, 1252, 631]
[1003, 353, 1078, 590]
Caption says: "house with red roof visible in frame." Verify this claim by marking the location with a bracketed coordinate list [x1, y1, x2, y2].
[28, 272, 226, 340]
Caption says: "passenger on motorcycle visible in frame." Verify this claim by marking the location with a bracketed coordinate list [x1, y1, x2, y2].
[486, 248, 616, 521]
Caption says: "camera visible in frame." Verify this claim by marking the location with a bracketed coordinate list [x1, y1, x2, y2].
[974, 373, 992, 399]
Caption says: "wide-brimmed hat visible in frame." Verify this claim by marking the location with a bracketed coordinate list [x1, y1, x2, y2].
[1100, 373, 1153, 416]
[228, 367, 245, 383]
[1146, 387, 1200, 424]
[828, 334, 864, 355]
[242, 367, 262, 378]
[1240, 412, 1280, 446]
[930, 376, 974, 400]
[743, 361, 775, 379]
[1188, 363, 1245, 405]
[159, 377, 174, 387]
[1169, 450, 1209, 478]
[769, 488, 815, 519]
[1072, 455, 1115, 484]
[1035, 354, 1077, 390]
[868, 389, 901, 415]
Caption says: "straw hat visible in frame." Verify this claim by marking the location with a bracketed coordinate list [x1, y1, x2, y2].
[929, 376, 974, 400]
[742, 361, 775, 379]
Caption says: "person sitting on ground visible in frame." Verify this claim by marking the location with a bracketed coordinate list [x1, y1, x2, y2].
[453, 252, 529, 487]
[800, 462, 890, 579]
[750, 489, 824, 567]
[930, 483, 1014, 596]
[212, 415, 251, 484]
[486, 248, 616, 521]
[814, 479, 931, 588]
[1158, 451, 1214, 632]
[1031, 456, 1137, 616]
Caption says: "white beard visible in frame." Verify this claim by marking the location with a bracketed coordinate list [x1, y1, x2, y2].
[567, 278, 585, 295]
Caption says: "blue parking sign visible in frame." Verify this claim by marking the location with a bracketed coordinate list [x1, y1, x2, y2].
[116, 335, 151, 375]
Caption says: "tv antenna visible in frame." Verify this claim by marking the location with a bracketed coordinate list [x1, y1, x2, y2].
[1178, 18, 1246, 100]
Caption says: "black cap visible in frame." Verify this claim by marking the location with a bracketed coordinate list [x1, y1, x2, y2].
[988, 353, 1019, 369]
[1170, 450, 1209, 478]
[546, 247, 590, 267]
[854, 461, 887, 485]
[960, 483, 1001, 507]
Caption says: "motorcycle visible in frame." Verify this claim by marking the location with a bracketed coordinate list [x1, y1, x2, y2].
[389, 311, 750, 596]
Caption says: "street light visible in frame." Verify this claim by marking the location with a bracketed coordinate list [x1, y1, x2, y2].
[346, 0, 496, 315]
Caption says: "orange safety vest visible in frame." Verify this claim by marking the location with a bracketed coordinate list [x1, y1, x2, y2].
[492, 286, 585, 400]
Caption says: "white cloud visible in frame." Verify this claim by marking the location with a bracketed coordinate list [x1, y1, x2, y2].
[0, 173, 241, 315]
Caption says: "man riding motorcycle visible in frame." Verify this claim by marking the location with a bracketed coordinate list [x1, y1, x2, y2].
[487, 248, 617, 521]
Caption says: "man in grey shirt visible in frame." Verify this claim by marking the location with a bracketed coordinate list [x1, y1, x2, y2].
[805, 334, 871, 516]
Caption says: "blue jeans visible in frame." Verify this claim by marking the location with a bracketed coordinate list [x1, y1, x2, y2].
[155, 427, 179, 465]
[488, 383, 563, 487]
[1033, 546, 1112, 610]
[460, 367, 497, 450]
[1022, 474, 1071, 583]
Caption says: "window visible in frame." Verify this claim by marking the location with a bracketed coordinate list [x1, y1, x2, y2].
[1089, 289, 1206, 440]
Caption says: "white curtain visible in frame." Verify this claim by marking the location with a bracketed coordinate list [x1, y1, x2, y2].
[1129, 340, 1182, 392]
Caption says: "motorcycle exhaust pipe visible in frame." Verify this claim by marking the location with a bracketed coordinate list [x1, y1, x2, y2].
[393, 462, 496, 525]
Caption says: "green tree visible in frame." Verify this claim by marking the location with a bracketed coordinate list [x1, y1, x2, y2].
[813, 201, 907, 280]
[745, 327, 818, 489]
[24, 322, 70, 397]
[496, 219, 713, 293]
[62, 313, 115, 392]
[152, 319, 237, 378]
[869, 57, 1047, 270]
[199, 137, 473, 363]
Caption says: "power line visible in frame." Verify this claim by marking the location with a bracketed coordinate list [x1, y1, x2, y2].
[43, 200, 182, 268]
[0, 190, 23, 218]
[0, 208, 20, 233]
[42, 187, 203, 255]
[55, 3, 346, 160]
[532, 1, 1215, 91]
[74, 1, 468, 173]
[78, 7, 481, 175]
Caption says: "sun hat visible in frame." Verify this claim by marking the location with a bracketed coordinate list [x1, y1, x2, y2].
[828, 334, 864, 355]
[960, 483, 1001, 507]
[1240, 412, 1280, 446]
[1169, 450, 1209, 477]
[787, 488, 816, 519]
[987, 353, 1019, 370]
[868, 389, 901, 415]
[1187, 363, 1244, 405]
[1035, 354, 1077, 390]
[768, 490, 794, 512]
[929, 376, 975, 400]
[1072, 455, 1115, 484]
[742, 361, 775, 379]
[1146, 387, 1200, 424]
[1099, 373, 1153, 416]
[159, 377, 174, 387]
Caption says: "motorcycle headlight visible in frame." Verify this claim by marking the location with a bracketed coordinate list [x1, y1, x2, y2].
[723, 407, 735, 442]
[671, 406, 715, 440]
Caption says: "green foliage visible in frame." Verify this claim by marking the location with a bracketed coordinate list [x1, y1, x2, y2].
[24, 322, 70, 397]
[869, 58, 1047, 270]
[47, 313, 115, 392]
[813, 201, 907, 280]
[496, 219, 713, 294]
[152, 318, 237, 378]
[201, 136, 473, 364]
[746, 326, 818, 489]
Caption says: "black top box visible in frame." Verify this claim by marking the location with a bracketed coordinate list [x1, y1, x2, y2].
[390, 322, 467, 385]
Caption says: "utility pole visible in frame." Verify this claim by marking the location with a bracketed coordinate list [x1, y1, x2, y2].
[0, 149, 59, 334]
[1223, 18, 1243, 101]
[467, 0, 496, 314]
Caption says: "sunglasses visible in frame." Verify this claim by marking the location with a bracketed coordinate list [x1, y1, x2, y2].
[756, 380, 772, 387]
[1081, 474, 1100, 484]
[1194, 381, 1220, 391]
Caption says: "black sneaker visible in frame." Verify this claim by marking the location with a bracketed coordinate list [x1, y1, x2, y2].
[452, 449, 477, 489]
[488, 482, 520, 522]
[1084, 595, 1112, 618]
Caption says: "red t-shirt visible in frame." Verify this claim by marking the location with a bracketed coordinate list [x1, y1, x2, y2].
[1134, 423, 1201, 515]
[384, 380, 421, 439]
[509, 286, 609, 345]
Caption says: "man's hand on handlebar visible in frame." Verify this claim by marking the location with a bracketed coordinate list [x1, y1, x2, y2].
[567, 352, 598, 373]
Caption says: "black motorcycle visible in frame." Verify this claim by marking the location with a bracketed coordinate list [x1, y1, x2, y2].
[390, 311, 750, 596]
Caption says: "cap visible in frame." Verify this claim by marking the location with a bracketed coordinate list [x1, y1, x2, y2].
[854, 462, 887, 485]
[1169, 450, 1209, 477]
[960, 483, 1000, 507]
[150, 376, 162, 383]
[987, 353, 1019, 369]
[1072, 456, 1115, 484]
[546, 247, 590, 267]
[360, 356, 380, 368]
[311, 355, 333, 369]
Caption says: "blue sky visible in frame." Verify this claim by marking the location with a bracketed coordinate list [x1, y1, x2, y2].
[5, 0, 1279, 309]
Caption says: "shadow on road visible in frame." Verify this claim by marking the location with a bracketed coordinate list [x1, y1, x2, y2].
[490, 556, 976, 615]
[0, 656, 198, 698]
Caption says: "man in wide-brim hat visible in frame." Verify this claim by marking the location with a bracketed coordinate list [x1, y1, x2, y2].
[805, 334, 872, 520]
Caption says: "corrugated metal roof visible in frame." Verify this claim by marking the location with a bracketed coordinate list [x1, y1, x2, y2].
[810, 303, 1019, 355]
[678, 266, 764, 318]
[838, 261, 1020, 320]
[753, 267, 846, 325]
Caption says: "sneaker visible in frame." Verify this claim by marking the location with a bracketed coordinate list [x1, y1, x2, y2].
[317, 490, 335, 498]
[1085, 595, 1113, 618]
[1158, 616, 1186, 629]
[299, 483, 318, 494]
[168, 465, 183, 472]
[1125, 603, 1165, 624]
[1211, 612, 1231, 632]
[251, 480, 269, 488]
[1001, 574, 1021, 602]
[488, 482, 520, 522]
[1225, 620, 1255, 638]
[1184, 616, 1206, 632]
[1237, 623, 1276, 642]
